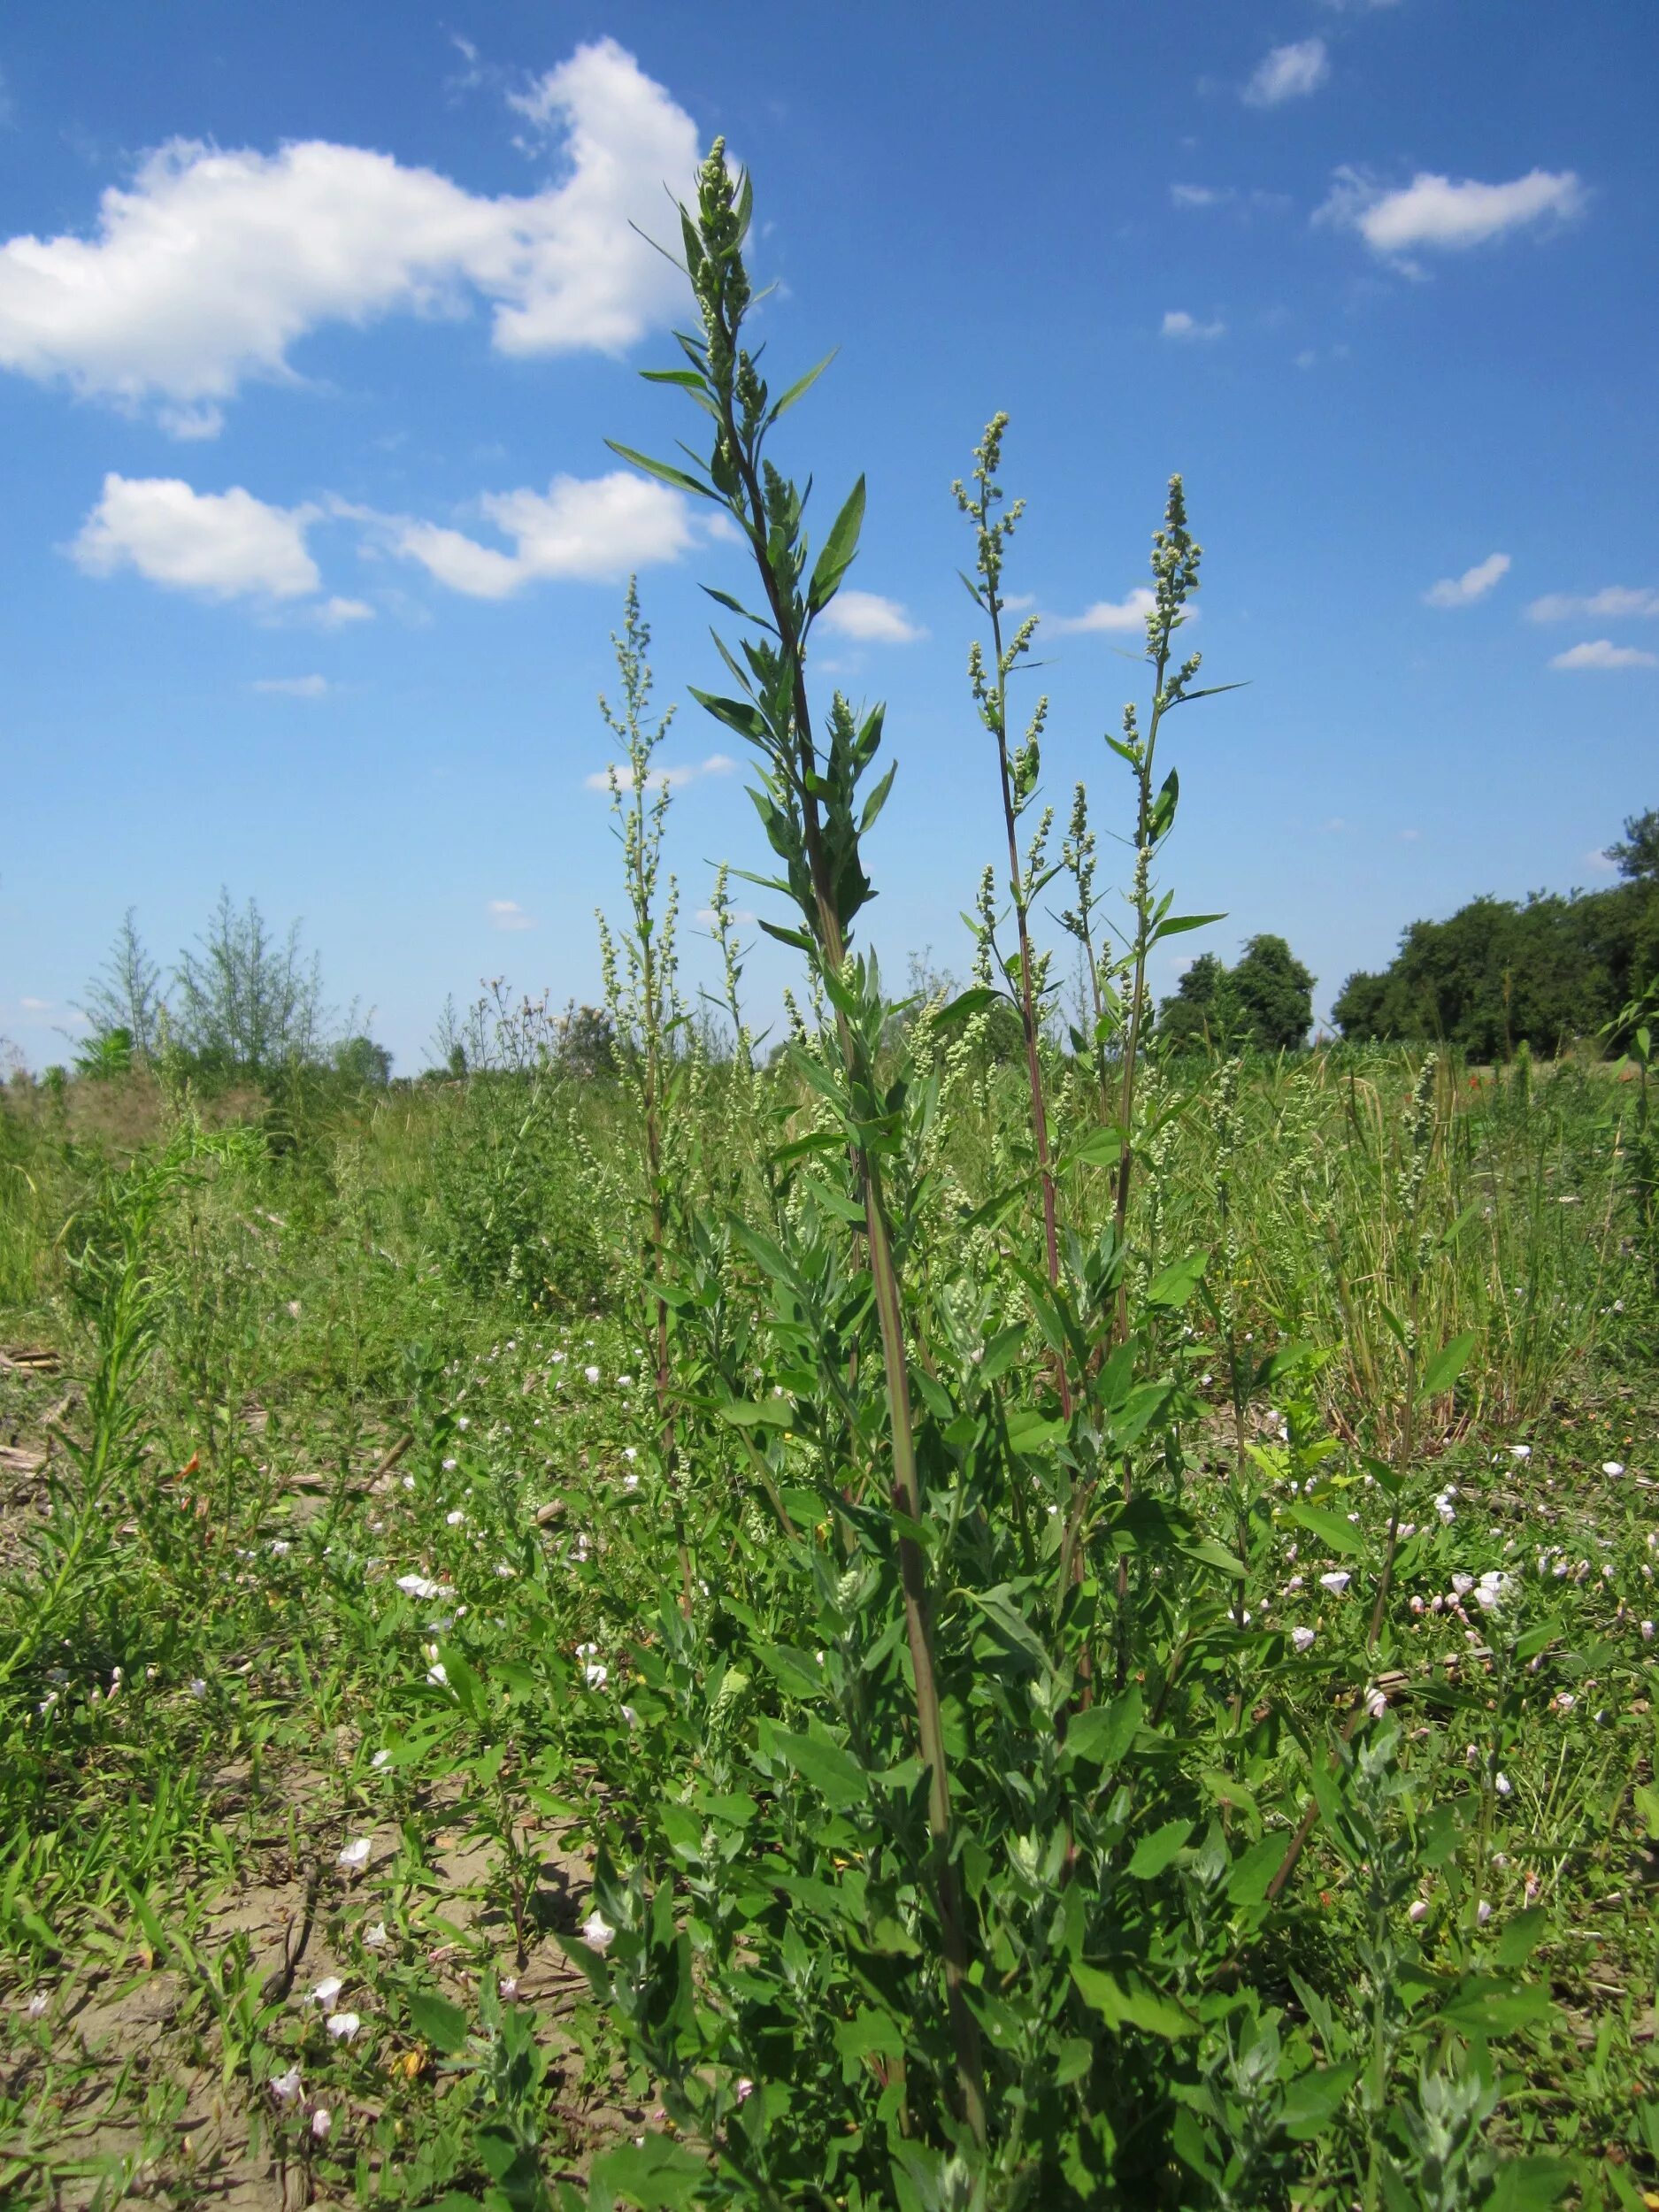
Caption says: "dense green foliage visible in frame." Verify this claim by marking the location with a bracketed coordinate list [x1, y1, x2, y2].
[1333, 819, 1659, 1057]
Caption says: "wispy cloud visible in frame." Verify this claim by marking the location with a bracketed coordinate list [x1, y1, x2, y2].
[1317, 167, 1586, 263]
[251, 673, 329, 698]
[1048, 588, 1157, 635]
[1243, 39, 1329, 107]
[1161, 310, 1225, 342]
[818, 589, 926, 644]
[1424, 551, 1510, 609]
[487, 898, 535, 931]
[584, 752, 737, 794]
[1526, 585, 1658, 623]
[1549, 639, 1657, 672]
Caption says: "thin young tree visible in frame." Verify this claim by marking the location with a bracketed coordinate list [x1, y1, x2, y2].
[79, 908, 165, 1061]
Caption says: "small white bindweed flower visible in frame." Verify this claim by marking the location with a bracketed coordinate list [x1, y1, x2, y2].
[396, 1574, 440, 1600]
[617, 1373, 633, 1388]
[1408, 1900, 1429, 1924]
[1473, 1571, 1516, 1614]
[325, 2011, 361, 2041]
[336, 1838, 372, 1870]
[364, 1921, 388, 1948]
[1319, 1571, 1350, 1594]
[584, 1365, 601, 1384]
[457, 1417, 469, 1430]
[620, 1703, 640, 1727]
[1509, 1444, 1532, 1461]
[372, 1748, 392, 1770]
[582, 1909, 616, 1952]
[500, 1976, 518, 2000]
[442, 1456, 457, 1471]
[25, 1991, 50, 2018]
[1365, 1687, 1387, 1720]
[311, 2107, 333, 2140]
[1602, 1462, 1625, 1477]
[446, 1509, 465, 1526]
[585, 1662, 608, 1690]
[1291, 1626, 1316, 1653]
[623, 1473, 639, 1493]
[1494, 1772, 1513, 1798]
[309, 1976, 343, 2007]
[1476, 1900, 1493, 1926]
[269, 2064, 303, 2105]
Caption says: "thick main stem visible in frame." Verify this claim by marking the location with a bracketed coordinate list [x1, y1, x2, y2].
[727, 431, 987, 2147]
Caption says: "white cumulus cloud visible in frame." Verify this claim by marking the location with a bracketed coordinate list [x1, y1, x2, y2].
[1424, 551, 1510, 608]
[1526, 585, 1659, 623]
[72, 473, 322, 600]
[1161, 310, 1225, 342]
[488, 899, 535, 931]
[1048, 588, 1157, 635]
[392, 472, 694, 598]
[818, 589, 926, 644]
[0, 39, 698, 430]
[1549, 639, 1657, 672]
[1243, 39, 1329, 107]
[1317, 166, 1586, 259]
[252, 673, 329, 698]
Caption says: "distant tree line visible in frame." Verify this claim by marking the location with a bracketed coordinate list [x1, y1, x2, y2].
[1333, 808, 1659, 1058]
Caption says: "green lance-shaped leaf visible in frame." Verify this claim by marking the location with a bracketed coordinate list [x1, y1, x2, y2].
[604, 440, 718, 502]
[766, 348, 838, 426]
[806, 476, 866, 612]
[1417, 1330, 1478, 1400]
[1283, 1501, 1365, 1557]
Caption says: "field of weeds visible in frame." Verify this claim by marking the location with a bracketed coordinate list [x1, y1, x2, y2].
[2, 142, 1657, 2212]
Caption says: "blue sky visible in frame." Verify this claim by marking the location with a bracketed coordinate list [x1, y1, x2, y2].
[3, 1, 1655, 1071]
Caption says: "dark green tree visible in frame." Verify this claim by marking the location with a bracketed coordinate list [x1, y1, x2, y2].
[1159, 953, 1236, 1053]
[1230, 933, 1315, 1051]
[1609, 807, 1659, 883]
[1158, 939, 1312, 1053]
